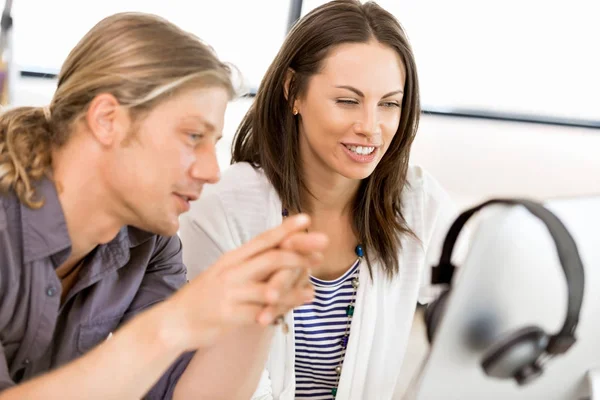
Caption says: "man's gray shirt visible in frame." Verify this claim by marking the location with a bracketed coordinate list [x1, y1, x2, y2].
[0, 179, 193, 399]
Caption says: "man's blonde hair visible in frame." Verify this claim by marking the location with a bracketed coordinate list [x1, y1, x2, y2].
[0, 12, 235, 208]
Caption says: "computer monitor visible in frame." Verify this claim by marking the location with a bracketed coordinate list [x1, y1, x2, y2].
[405, 195, 600, 400]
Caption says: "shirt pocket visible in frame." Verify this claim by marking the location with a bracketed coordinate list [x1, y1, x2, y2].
[77, 315, 123, 354]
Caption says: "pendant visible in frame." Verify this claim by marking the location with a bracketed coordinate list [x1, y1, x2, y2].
[355, 244, 364, 257]
[340, 334, 349, 348]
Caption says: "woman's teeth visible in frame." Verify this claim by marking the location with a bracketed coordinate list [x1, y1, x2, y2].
[345, 145, 375, 155]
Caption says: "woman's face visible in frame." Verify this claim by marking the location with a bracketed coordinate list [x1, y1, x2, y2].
[294, 40, 406, 181]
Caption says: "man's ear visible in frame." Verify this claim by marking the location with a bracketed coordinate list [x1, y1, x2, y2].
[85, 93, 130, 146]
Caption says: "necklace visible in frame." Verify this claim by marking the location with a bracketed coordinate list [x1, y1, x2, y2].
[282, 209, 363, 399]
[331, 244, 362, 399]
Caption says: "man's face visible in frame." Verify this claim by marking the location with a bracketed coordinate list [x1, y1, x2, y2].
[104, 86, 229, 236]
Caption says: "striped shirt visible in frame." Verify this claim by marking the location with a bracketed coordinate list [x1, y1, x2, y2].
[294, 259, 361, 399]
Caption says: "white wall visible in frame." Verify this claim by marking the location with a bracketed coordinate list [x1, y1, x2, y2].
[411, 114, 600, 209]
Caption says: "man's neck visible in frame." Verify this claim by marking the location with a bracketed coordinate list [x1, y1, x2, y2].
[51, 140, 124, 267]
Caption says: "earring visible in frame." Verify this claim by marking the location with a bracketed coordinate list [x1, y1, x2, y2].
[292, 107, 299, 115]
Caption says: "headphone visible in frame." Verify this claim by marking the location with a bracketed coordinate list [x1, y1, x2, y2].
[423, 198, 585, 385]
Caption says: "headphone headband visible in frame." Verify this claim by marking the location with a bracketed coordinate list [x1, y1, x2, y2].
[431, 198, 585, 354]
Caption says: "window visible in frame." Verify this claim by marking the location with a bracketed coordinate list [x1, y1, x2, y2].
[302, 0, 600, 123]
[11, 0, 291, 89]
[6, 0, 599, 124]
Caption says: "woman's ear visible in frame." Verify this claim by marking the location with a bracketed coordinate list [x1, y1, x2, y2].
[283, 68, 296, 101]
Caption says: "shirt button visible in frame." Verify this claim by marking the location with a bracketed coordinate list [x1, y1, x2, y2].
[23, 358, 30, 365]
[46, 286, 57, 297]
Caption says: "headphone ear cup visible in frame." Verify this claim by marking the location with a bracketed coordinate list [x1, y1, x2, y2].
[481, 326, 549, 385]
[424, 290, 450, 344]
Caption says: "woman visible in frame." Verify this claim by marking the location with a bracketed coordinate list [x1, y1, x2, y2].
[180, 1, 460, 399]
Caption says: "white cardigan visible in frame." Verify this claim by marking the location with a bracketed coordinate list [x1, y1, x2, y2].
[180, 162, 459, 400]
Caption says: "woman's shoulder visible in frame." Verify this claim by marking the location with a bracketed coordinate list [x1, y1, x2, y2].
[200, 162, 274, 203]
[404, 165, 450, 204]
[402, 164, 455, 222]
[401, 164, 459, 256]
[214, 161, 269, 190]
[183, 162, 281, 239]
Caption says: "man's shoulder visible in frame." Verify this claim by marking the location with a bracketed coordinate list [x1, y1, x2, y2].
[0, 194, 7, 231]
[0, 191, 22, 291]
[0, 190, 20, 234]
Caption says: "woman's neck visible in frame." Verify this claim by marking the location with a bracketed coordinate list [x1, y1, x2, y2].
[299, 162, 362, 281]
[300, 157, 360, 217]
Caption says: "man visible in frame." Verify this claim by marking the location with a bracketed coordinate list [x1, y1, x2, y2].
[0, 12, 326, 399]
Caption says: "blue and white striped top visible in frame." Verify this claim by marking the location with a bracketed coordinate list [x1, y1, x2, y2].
[293, 259, 361, 399]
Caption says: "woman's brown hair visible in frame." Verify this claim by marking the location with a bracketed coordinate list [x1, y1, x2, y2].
[232, 0, 421, 278]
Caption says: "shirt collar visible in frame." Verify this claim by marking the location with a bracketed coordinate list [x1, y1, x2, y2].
[20, 178, 71, 265]
[20, 178, 154, 266]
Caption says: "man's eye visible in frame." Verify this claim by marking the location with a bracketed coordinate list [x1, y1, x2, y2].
[188, 133, 204, 142]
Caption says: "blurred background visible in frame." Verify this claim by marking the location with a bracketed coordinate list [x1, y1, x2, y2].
[3, 0, 599, 210]
[2, 0, 597, 393]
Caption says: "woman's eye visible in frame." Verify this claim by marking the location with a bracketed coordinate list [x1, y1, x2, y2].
[336, 99, 359, 105]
